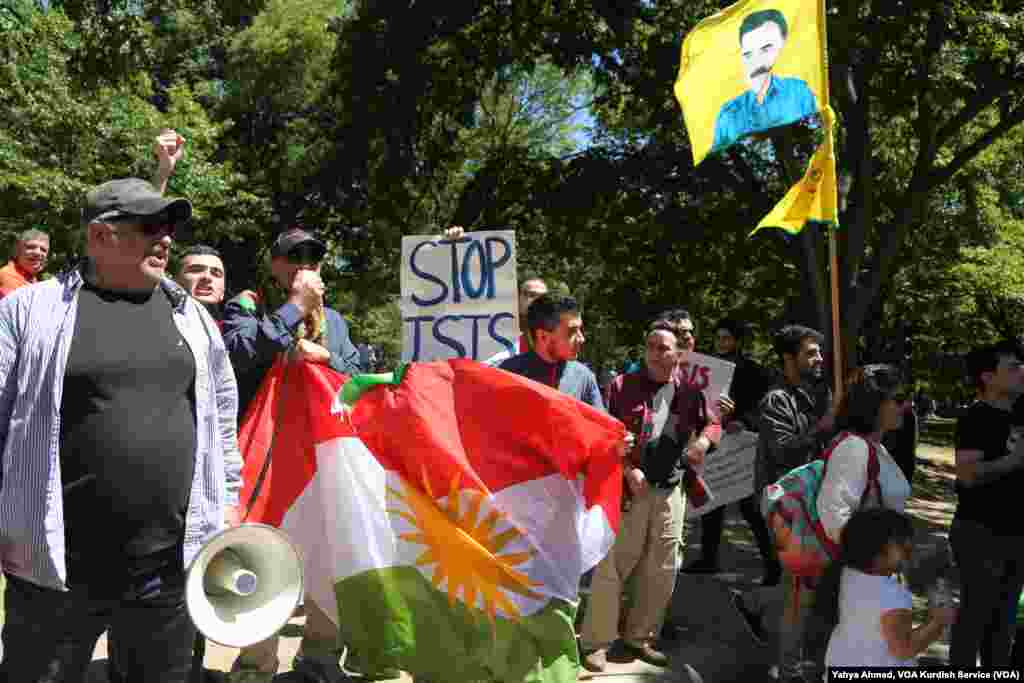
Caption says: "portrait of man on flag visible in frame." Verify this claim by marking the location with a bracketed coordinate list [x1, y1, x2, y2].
[675, 0, 827, 166]
[712, 9, 817, 152]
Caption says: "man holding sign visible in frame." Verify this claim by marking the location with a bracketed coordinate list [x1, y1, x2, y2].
[484, 275, 548, 366]
[579, 321, 720, 672]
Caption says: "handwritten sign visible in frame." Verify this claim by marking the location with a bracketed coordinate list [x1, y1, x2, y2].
[400, 231, 518, 362]
[687, 430, 758, 517]
[678, 351, 735, 419]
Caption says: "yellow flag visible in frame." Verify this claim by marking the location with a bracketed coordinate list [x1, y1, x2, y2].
[753, 107, 838, 234]
[675, 0, 836, 233]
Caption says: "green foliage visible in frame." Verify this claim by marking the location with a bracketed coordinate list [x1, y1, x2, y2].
[2, 0, 1023, 401]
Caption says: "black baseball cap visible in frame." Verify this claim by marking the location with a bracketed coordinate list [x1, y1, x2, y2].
[82, 178, 192, 225]
[270, 227, 326, 260]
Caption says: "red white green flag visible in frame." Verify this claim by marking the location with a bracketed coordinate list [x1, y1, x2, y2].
[238, 359, 625, 682]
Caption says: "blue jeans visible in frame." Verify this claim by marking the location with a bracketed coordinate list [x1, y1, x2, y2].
[0, 569, 196, 683]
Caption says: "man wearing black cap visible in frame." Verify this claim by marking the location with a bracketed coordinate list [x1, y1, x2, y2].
[0, 178, 241, 682]
[222, 226, 361, 414]
[221, 226, 360, 683]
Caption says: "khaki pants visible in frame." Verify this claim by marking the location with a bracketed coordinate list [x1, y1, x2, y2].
[581, 486, 685, 649]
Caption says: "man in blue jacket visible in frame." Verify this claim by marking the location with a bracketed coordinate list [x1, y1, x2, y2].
[223, 227, 361, 416]
[221, 226, 361, 682]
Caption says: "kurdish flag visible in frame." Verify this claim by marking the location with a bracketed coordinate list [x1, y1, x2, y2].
[238, 359, 625, 682]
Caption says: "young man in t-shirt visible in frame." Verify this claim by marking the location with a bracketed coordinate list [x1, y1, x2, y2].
[949, 340, 1024, 667]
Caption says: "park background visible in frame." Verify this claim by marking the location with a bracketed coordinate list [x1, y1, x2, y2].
[2, 0, 1023, 406]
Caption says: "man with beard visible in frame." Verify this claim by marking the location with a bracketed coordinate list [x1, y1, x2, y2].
[712, 8, 818, 153]
[0, 229, 49, 298]
[731, 324, 836, 683]
[0, 178, 240, 682]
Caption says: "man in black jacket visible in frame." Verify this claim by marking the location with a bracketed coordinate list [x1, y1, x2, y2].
[732, 324, 835, 683]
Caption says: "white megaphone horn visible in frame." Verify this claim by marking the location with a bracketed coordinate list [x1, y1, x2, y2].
[186, 523, 304, 648]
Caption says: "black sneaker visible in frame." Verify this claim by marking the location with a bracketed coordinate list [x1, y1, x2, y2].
[291, 652, 351, 683]
[729, 591, 766, 646]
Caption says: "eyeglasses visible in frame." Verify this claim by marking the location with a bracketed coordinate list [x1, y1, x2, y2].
[287, 245, 322, 265]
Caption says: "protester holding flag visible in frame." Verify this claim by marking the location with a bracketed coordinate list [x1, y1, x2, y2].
[223, 227, 361, 414]
[579, 320, 721, 671]
[236, 357, 626, 682]
[222, 227, 361, 683]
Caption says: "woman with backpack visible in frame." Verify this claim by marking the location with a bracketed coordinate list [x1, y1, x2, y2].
[817, 364, 913, 544]
[748, 364, 914, 683]
[816, 509, 956, 667]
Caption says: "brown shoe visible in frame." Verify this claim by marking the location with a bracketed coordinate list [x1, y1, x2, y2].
[624, 641, 669, 667]
[581, 648, 607, 672]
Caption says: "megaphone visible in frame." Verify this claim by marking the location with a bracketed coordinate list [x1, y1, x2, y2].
[186, 523, 304, 648]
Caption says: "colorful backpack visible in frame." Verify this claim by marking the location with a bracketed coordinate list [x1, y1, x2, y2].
[761, 432, 880, 587]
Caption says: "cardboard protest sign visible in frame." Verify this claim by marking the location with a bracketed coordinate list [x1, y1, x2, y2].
[678, 351, 735, 419]
[687, 430, 759, 517]
[400, 231, 518, 362]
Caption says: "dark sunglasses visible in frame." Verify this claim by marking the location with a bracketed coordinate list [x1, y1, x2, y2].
[107, 214, 178, 239]
[286, 245, 322, 265]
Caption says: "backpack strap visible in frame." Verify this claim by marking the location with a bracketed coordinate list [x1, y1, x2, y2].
[814, 432, 882, 558]
[860, 437, 881, 506]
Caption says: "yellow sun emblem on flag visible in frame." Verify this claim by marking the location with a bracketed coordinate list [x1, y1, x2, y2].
[387, 469, 543, 621]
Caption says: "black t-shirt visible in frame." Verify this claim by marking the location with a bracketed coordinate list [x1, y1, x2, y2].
[953, 399, 1024, 535]
[60, 282, 198, 590]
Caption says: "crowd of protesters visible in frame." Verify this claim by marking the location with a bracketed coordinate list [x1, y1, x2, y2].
[0, 131, 1018, 683]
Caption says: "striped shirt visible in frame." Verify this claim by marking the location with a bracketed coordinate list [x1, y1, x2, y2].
[0, 264, 242, 590]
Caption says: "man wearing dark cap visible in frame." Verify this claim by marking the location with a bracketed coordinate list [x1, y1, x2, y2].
[0, 178, 241, 682]
[222, 227, 361, 414]
[221, 226, 361, 683]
